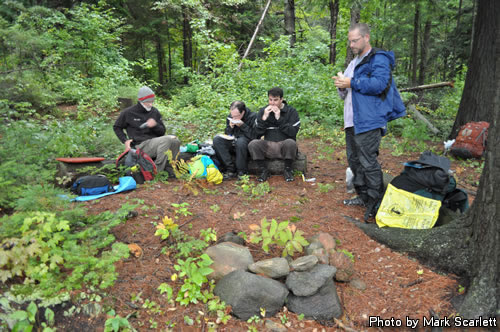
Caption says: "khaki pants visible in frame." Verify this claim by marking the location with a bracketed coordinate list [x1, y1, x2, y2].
[137, 135, 181, 172]
[248, 139, 297, 161]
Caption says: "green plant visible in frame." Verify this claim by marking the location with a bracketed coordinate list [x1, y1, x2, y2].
[0, 299, 56, 332]
[174, 254, 214, 306]
[207, 297, 231, 325]
[249, 218, 309, 257]
[104, 309, 133, 332]
[172, 202, 193, 219]
[317, 182, 335, 193]
[154, 216, 178, 241]
[200, 228, 217, 243]
[157, 283, 174, 301]
[338, 249, 355, 262]
[209, 204, 220, 213]
[236, 176, 271, 198]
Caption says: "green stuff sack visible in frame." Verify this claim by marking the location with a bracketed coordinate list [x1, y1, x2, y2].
[376, 183, 441, 229]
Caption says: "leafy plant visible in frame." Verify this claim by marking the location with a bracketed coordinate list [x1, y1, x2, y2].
[174, 254, 214, 306]
[154, 216, 178, 240]
[317, 182, 335, 193]
[249, 218, 309, 257]
[104, 309, 132, 332]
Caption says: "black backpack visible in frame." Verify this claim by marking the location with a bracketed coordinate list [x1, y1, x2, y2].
[390, 151, 469, 213]
[71, 175, 114, 196]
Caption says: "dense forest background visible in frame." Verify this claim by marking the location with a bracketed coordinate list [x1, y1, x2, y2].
[2, 1, 491, 330]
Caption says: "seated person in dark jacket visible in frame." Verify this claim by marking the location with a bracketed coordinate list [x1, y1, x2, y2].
[113, 86, 181, 177]
[248, 87, 301, 182]
[213, 101, 257, 179]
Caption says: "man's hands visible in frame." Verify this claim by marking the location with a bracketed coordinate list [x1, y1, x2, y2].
[145, 118, 157, 128]
[124, 139, 133, 150]
[333, 71, 351, 89]
[262, 105, 281, 121]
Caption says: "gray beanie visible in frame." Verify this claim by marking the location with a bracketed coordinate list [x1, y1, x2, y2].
[138, 86, 155, 103]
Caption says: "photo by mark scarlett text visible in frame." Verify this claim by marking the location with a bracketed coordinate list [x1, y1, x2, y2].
[368, 315, 497, 329]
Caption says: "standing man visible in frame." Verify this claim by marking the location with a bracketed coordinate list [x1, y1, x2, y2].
[113, 86, 181, 177]
[333, 23, 405, 221]
[213, 101, 256, 179]
[248, 87, 301, 182]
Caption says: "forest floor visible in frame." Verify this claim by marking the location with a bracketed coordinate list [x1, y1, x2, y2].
[54, 137, 481, 332]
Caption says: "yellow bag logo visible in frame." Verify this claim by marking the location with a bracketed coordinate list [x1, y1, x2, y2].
[376, 184, 441, 229]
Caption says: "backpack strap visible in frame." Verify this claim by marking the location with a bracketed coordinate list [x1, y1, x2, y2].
[116, 148, 131, 167]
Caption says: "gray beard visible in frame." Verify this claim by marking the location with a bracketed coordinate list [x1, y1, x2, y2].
[140, 102, 152, 111]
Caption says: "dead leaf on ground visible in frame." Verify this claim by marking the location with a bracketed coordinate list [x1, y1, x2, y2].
[128, 243, 143, 258]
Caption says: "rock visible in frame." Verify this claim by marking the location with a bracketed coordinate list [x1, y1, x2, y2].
[214, 270, 289, 320]
[218, 231, 245, 246]
[248, 257, 290, 278]
[247, 151, 307, 175]
[289, 255, 318, 271]
[205, 242, 254, 281]
[329, 251, 355, 282]
[311, 248, 329, 265]
[309, 232, 336, 251]
[287, 279, 343, 321]
[82, 303, 102, 318]
[350, 278, 366, 290]
[304, 241, 323, 255]
[265, 319, 287, 332]
[286, 264, 336, 297]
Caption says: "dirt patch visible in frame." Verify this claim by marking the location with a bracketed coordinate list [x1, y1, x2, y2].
[62, 137, 479, 331]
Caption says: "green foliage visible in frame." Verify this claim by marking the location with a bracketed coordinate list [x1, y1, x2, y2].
[0, 299, 56, 332]
[0, 203, 134, 304]
[0, 117, 122, 209]
[104, 309, 132, 332]
[174, 254, 214, 306]
[317, 182, 335, 193]
[249, 218, 309, 257]
[236, 175, 271, 199]
[0, 3, 137, 113]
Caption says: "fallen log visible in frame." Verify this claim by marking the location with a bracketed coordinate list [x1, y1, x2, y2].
[399, 81, 454, 92]
[407, 104, 440, 135]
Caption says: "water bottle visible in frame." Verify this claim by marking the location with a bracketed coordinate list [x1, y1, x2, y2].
[346, 167, 355, 193]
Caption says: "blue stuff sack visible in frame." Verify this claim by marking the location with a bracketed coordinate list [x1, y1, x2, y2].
[71, 175, 114, 196]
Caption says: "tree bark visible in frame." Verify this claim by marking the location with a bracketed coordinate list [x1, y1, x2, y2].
[349, 0, 500, 318]
[155, 35, 165, 87]
[182, 8, 193, 84]
[449, 0, 497, 138]
[328, 0, 339, 65]
[284, 0, 296, 48]
[418, 19, 431, 85]
[411, 2, 420, 85]
[344, 3, 360, 68]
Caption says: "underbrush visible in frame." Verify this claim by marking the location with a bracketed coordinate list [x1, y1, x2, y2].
[0, 190, 136, 331]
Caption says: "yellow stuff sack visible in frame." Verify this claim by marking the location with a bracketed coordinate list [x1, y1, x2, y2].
[376, 183, 441, 229]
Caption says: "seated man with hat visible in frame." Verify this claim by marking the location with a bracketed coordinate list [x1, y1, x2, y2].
[113, 86, 180, 177]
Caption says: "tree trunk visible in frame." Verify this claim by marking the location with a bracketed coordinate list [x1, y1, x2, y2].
[155, 35, 165, 87]
[328, 0, 339, 65]
[284, 0, 296, 48]
[449, 0, 497, 138]
[344, 3, 361, 68]
[411, 2, 420, 85]
[458, 0, 500, 317]
[182, 8, 192, 84]
[418, 19, 431, 85]
[349, 0, 500, 318]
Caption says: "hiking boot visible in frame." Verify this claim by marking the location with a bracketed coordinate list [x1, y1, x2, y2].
[364, 199, 379, 222]
[283, 168, 294, 182]
[343, 196, 366, 206]
[223, 171, 237, 181]
[258, 169, 270, 182]
[237, 171, 248, 180]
